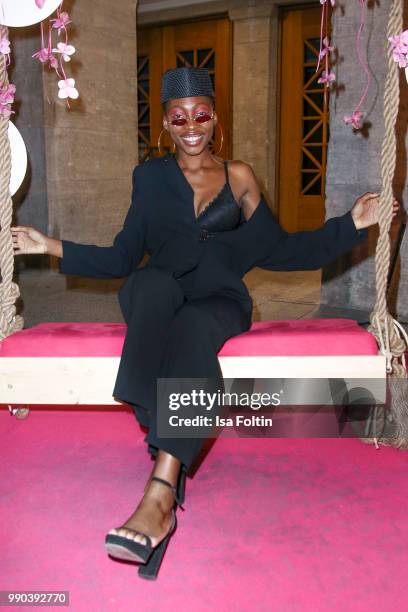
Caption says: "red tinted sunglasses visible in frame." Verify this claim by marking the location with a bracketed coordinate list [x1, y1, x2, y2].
[169, 112, 214, 127]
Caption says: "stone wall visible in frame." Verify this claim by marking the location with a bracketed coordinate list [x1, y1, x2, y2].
[9, 0, 138, 274]
[42, 0, 138, 270]
[322, 0, 408, 319]
[229, 2, 278, 200]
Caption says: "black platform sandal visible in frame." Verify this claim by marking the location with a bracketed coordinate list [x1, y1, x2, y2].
[138, 471, 185, 580]
[105, 475, 183, 579]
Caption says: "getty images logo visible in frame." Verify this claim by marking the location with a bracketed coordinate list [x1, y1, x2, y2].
[168, 389, 282, 411]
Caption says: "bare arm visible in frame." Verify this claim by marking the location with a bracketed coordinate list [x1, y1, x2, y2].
[228, 160, 262, 221]
[228, 160, 399, 229]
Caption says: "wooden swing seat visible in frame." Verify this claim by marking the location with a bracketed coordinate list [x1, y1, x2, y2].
[0, 318, 385, 406]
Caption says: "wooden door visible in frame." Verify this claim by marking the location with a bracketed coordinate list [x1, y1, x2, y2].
[137, 18, 232, 163]
[278, 6, 331, 231]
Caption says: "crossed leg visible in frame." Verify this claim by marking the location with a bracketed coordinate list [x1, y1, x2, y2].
[110, 268, 250, 550]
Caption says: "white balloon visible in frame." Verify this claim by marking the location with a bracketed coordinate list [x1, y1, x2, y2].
[8, 122, 27, 197]
[0, 0, 62, 28]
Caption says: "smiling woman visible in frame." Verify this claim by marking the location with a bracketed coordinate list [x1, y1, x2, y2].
[166, 99, 214, 151]
[158, 68, 268, 222]
[9, 66, 397, 581]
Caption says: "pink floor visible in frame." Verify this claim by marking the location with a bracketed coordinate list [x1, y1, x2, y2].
[1, 406, 408, 612]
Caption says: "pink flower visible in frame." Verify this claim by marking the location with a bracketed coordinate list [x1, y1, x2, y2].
[318, 70, 336, 85]
[319, 36, 334, 60]
[389, 31, 408, 68]
[0, 83, 16, 117]
[32, 47, 51, 62]
[50, 12, 72, 35]
[57, 78, 79, 100]
[344, 111, 364, 130]
[0, 106, 12, 118]
[35, 0, 45, 7]
[52, 42, 76, 62]
[0, 36, 11, 55]
[33, 48, 59, 69]
[32, 47, 58, 69]
[0, 83, 16, 105]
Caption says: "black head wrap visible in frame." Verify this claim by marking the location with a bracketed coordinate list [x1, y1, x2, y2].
[160, 67, 214, 104]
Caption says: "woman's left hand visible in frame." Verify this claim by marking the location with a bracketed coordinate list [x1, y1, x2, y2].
[351, 192, 400, 230]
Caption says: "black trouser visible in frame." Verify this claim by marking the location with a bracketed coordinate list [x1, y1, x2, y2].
[112, 267, 251, 472]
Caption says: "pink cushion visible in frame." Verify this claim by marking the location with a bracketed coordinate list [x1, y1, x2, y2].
[0, 319, 378, 357]
[218, 319, 378, 356]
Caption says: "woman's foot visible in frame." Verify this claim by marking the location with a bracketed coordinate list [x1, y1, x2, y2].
[111, 477, 176, 548]
[108, 450, 181, 550]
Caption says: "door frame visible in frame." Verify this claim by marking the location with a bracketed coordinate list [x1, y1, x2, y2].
[273, 1, 330, 230]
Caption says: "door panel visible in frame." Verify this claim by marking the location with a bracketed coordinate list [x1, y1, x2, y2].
[137, 28, 163, 163]
[278, 7, 331, 231]
[137, 18, 232, 162]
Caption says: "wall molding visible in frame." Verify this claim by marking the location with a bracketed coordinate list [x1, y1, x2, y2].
[138, 0, 221, 14]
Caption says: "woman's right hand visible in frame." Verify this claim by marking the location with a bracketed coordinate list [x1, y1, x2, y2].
[10, 225, 49, 255]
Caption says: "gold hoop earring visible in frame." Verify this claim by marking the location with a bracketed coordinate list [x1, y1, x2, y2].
[213, 123, 224, 156]
[157, 128, 176, 156]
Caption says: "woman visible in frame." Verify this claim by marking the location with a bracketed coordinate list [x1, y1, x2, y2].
[10, 67, 399, 580]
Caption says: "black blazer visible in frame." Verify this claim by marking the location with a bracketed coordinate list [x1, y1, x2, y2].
[59, 154, 367, 312]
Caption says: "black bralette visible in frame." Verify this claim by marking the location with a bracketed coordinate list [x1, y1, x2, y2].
[196, 161, 241, 233]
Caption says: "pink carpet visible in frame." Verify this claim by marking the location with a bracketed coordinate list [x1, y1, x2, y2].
[1, 405, 407, 611]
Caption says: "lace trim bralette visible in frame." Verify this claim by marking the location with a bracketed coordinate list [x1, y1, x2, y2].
[196, 161, 241, 233]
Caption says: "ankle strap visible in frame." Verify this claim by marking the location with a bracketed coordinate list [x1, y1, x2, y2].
[151, 476, 183, 507]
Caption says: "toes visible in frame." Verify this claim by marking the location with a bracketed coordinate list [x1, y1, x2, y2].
[108, 527, 120, 536]
[113, 526, 147, 545]
[133, 533, 147, 545]
[117, 528, 129, 537]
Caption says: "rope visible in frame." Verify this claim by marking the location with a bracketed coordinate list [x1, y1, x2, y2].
[368, 0, 407, 379]
[0, 25, 24, 340]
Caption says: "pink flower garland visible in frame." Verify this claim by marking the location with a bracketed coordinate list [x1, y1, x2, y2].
[343, 0, 371, 131]
[0, 83, 16, 118]
[316, 0, 375, 132]
[32, 1, 79, 105]
[389, 30, 408, 68]
[316, 2, 336, 109]
[0, 31, 15, 118]
[0, 35, 11, 56]
[0, 1, 79, 121]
